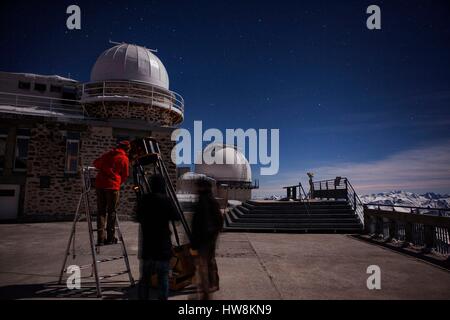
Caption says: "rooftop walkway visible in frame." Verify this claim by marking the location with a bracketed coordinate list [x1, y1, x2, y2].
[0, 222, 449, 299]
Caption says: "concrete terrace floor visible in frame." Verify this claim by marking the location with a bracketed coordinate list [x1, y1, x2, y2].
[0, 221, 449, 300]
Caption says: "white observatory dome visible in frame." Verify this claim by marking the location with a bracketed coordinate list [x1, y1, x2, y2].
[90, 43, 170, 90]
[195, 144, 252, 183]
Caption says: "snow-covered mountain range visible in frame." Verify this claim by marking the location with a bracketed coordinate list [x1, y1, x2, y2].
[260, 191, 450, 209]
[360, 191, 450, 209]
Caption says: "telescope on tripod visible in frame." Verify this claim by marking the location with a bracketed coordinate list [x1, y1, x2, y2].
[129, 137, 195, 290]
[59, 137, 195, 297]
[129, 137, 191, 241]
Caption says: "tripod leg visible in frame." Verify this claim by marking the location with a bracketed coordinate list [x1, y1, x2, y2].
[84, 190, 102, 298]
[171, 220, 181, 246]
[157, 158, 191, 237]
[58, 193, 83, 284]
[115, 214, 135, 286]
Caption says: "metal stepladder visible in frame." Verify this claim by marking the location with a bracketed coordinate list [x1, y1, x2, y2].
[58, 166, 135, 298]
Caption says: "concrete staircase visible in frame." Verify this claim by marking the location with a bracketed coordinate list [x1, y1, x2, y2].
[224, 200, 363, 233]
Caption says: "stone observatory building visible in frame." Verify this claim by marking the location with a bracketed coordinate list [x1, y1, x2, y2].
[0, 43, 184, 220]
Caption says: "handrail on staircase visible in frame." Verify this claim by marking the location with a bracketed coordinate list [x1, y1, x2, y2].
[282, 183, 311, 215]
[345, 179, 364, 226]
[298, 183, 311, 216]
[310, 177, 364, 226]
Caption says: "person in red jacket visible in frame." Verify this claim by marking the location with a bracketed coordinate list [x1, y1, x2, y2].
[93, 141, 131, 245]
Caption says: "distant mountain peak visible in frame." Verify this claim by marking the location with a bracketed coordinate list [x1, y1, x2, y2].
[360, 191, 450, 209]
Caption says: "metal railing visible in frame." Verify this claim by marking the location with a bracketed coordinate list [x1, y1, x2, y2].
[310, 177, 364, 226]
[365, 204, 450, 217]
[364, 205, 450, 255]
[312, 178, 347, 191]
[216, 179, 259, 189]
[0, 92, 85, 118]
[81, 81, 184, 115]
[281, 183, 312, 215]
[346, 179, 365, 226]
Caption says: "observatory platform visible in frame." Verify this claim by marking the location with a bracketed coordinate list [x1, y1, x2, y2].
[1, 221, 450, 300]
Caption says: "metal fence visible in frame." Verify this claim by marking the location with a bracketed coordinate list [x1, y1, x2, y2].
[364, 204, 450, 255]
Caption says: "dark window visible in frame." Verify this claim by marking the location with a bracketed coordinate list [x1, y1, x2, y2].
[18, 81, 31, 90]
[0, 189, 15, 197]
[14, 135, 30, 171]
[0, 135, 6, 171]
[65, 139, 80, 173]
[34, 83, 47, 92]
[50, 85, 62, 93]
[17, 129, 31, 136]
[40, 176, 51, 188]
[67, 132, 80, 140]
[62, 86, 77, 100]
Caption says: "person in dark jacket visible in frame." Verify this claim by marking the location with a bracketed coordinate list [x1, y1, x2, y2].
[137, 174, 179, 300]
[93, 141, 130, 245]
[190, 179, 223, 300]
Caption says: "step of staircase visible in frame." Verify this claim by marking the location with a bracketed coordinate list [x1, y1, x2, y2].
[232, 208, 358, 221]
[224, 200, 363, 234]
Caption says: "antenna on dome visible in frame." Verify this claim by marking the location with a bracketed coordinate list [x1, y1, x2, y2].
[108, 40, 158, 53]
[109, 40, 124, 45]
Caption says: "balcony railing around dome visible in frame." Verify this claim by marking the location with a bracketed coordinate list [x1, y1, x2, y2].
[217, 179, 259, 189]
[80, 81, 184, 115]
[0, 91, 85, 119]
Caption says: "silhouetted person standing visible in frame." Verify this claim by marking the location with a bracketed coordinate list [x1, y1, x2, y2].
[137, 174, 179, 300]
[190, 179, 223, 300]
[93, 141, 130, 245]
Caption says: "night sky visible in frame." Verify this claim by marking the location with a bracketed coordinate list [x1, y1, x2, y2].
[1, 0, 450, 196]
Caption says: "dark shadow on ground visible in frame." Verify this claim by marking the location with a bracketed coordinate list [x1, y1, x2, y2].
[0, 281, 199, 300]
[350, 234, 450, 271]
[0, 282, 134, 300]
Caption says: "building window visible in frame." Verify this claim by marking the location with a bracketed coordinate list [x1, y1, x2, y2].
[40, 176, 51, 188]
[14, 133, 30, 172]
[50, 85, 62, 93]
[34, 83, 47, 92]
[62, 86, 77, 100]
[18, 81, 31, 90]
[65, 139, 80, 174]
[0, 131, 7, 171]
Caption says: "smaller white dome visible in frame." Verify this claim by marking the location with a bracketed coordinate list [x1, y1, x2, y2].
[177, 172, 217, 195]
[195, 144, 252, 182]
[179, 172, 211, 181]
[90, 43, 169, 89]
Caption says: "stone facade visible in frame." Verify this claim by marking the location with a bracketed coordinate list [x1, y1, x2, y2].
[21, 121, 176, 219]
[84, 102, 179, 127]
[82, 81, 183, 126]
[0, 99, 179, 220]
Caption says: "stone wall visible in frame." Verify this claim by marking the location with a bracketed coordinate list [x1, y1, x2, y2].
[84, 102, 180, 126]
[24, 122, 84, 217]
[23, 123, 177, 219]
